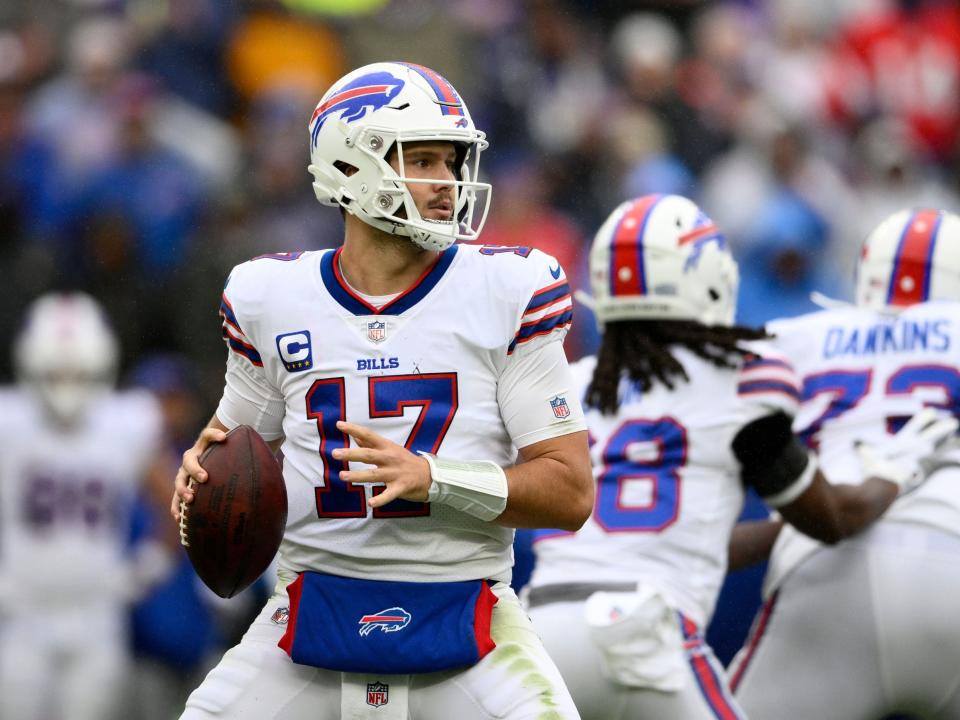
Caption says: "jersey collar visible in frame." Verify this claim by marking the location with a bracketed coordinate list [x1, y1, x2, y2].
[320, 245, 459, 316]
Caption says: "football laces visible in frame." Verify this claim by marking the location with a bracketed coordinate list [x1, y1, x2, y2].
[178, 478, 196, 547]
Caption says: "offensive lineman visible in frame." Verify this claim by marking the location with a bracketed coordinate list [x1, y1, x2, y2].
[731, 208, 960, 719]
[524, 195, 952, 720]
[172, 62, 593, 719]
[0, 292, 168, 720]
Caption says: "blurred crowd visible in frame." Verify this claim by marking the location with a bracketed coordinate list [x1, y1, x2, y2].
[1, 0, 959, 716]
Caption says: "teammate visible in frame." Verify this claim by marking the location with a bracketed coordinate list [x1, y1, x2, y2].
[731, 208, 960, 719]
[523, 195, 952, 720]
[171, 62, 593, 720]
[0, 292, 168, 720]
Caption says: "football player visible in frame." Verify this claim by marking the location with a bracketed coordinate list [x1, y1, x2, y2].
[523, 195, 953, 720]
[0, 292, 168, 720]
[731, 208, 960, 719]
[171, 62, 593, 719]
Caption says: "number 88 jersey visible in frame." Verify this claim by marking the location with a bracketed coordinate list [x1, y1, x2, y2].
[529, 343, 800, 629]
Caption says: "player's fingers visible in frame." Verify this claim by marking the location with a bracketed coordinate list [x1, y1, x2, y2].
[200, 427, 228, 443]
[340, 467, 381, 484]
[367, 484, 403, 508]
[182, 444, 211, 483]
[337, 421, 385, 448]
[332, 446, 382, 465]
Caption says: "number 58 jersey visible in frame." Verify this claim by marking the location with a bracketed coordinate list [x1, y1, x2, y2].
[528, 345, 800, 628]
[216, 245, 583, 586]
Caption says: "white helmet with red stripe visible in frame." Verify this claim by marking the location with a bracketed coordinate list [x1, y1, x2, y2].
[308, 61, 491, 251]
[14, 292, 119, 425]
[585, 194, 739, 326]
[856, 208, 960, 310]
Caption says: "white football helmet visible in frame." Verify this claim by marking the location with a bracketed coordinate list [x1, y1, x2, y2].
[583, 194, 739, 326]
[856, 208, 960, 310]
[308, 61, 491, 251]
[14, 292, 119, 425]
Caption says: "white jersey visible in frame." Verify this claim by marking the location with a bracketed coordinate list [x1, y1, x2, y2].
[215, 245, 583, 585]
[764, 300, 960, 594]
[0, 389, 162, 607]
[528, 344, 803, 627]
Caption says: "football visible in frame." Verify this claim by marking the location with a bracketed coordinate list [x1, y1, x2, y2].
[180, 425, 287, 598]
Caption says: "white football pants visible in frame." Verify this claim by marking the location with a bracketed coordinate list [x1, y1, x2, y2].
[732, 521, 960, 720]
[528, 599, 745, 720]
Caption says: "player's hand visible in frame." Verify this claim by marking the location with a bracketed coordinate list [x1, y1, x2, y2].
[333, 421, 432, 508]
[170, 426, 228, 521]
[855, 408, 959, 495]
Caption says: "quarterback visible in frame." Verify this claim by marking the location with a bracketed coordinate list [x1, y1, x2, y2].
[172, 62, 593, 719]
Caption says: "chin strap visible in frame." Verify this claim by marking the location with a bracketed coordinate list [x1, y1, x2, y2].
[419, 452, 508, 521]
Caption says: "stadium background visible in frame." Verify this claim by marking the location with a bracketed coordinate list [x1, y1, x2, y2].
[1, 0, 958, 716]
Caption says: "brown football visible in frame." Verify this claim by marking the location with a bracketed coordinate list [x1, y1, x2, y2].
[180, 425, 287, 598]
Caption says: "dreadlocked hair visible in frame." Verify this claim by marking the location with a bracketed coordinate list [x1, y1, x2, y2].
[586, 319, 771, 415]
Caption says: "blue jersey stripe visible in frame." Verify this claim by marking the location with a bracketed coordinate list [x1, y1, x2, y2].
[227, 336, 263, 366]
[508, 309, 574, 353]
[525, 282, 571, 314]
[737, 380, 799, 399]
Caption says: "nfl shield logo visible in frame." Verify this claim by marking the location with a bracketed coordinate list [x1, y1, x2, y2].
[550, 396, 571, 419]
[367, 320, 386, 343]
[367, 681, 389, 707]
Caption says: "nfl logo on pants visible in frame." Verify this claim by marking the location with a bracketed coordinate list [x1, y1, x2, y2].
[367, 682, 389, 707]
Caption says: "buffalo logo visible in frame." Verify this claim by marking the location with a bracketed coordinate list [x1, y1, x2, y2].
[367, 320, 386, 343]
[310, 72, 405, 148]
[271, 607, 289, 625]
[678, 211, 727, 272]
[358, 607, 412, 636]
[550, 395, 571, 419]
[367, 682, 389, 707]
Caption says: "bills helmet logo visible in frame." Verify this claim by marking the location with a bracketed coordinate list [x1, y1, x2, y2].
[367, 681, 389, 707]
[358, 607, 412, 636]
[367, 320, 386, 343]
[310, 72, 405, 148]
[679, 210, 727, 272]
[550, 395, 571, 419]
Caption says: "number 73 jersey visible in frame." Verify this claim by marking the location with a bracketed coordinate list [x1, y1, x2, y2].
[762, 300, 960, 595]
[216, 245, 579, 585]
[529, 345, 799, 629]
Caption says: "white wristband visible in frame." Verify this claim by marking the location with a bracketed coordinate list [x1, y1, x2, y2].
[419, 452, 508, 521]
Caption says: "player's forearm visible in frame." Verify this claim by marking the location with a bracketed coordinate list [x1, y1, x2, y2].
[782, 473, 898, 545]
[496, 434, 593, 531]
[829, 477, 899, 539]
[727, 518, 785, 571]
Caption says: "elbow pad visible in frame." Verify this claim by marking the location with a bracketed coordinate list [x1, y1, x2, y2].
[733, 411, 814, 507]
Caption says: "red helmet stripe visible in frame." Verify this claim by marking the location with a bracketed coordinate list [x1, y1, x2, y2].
[609, 195, 662, 297]
[887, 209, 941, 306]
[397, 63, 463, 116]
